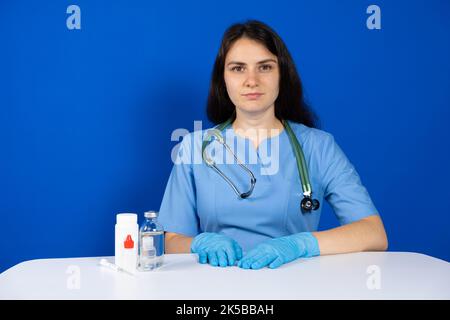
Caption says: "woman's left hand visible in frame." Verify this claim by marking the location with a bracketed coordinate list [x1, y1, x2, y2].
[237, 232, 320, 269]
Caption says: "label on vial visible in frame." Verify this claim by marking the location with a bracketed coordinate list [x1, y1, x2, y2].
[142, 236, 154, 251]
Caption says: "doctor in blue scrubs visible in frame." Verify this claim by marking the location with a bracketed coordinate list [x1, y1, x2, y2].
[158, 20, 388, 269]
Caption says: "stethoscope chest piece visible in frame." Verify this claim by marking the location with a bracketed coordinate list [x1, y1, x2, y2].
[300, 196, 320, 214]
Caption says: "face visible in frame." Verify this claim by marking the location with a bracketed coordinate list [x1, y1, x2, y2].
[224, 37, 280, 116]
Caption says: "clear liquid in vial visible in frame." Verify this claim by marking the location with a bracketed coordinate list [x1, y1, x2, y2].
[139, 231, 164, 271]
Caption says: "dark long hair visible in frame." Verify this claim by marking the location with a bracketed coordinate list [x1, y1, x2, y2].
[206, 20, 319, 128]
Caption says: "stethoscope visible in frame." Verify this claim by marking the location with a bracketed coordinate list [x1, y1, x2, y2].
[202, 117, 320, 214]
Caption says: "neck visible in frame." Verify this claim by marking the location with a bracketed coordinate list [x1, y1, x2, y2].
[231, 107, 284, 149]
[232, 107, 283, 132]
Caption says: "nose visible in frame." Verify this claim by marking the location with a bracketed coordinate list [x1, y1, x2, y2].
[244, 69, 259, 88]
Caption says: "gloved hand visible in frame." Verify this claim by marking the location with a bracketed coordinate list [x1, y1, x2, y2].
[191, 232, 243, 267]
[237, 232, 320, 270]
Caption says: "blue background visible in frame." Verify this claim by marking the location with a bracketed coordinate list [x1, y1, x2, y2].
[1, 0, 449, 273]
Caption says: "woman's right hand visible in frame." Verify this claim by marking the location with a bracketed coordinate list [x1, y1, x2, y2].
[190, 232, 243, 267]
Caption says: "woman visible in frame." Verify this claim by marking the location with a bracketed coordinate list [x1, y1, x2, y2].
[158, 20, 388, 270]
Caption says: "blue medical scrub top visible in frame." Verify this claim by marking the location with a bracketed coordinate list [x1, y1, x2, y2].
[158, 121, 378, 252]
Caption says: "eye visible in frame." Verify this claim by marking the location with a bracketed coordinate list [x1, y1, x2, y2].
[259, 64, 273, 72]
[230, 65, 245, 72]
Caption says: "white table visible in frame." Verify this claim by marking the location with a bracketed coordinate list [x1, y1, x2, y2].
[0, 252, 449, 299]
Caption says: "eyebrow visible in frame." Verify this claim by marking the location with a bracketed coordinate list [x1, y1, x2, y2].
[226, 59, 278, 66]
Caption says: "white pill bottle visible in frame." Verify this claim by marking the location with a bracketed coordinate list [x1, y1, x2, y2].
[115, 213, 139, 273]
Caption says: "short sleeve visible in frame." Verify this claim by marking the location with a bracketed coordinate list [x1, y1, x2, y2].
[320, 133, 379, 225]
[158, 134, 200, 237]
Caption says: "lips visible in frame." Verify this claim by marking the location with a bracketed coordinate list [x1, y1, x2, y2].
[242, 93, 264, 100]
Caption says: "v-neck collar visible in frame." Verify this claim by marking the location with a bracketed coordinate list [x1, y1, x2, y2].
[225, 123, 287, 153]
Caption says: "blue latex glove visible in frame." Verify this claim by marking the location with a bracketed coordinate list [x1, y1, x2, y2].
[237, 232, 320, 269]
[191, 232, 243, 267]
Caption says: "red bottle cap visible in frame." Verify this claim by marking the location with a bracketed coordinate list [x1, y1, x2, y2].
[124, 234, 134, 249]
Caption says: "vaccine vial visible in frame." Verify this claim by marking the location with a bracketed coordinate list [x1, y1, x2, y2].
[139, 210, 164, 271]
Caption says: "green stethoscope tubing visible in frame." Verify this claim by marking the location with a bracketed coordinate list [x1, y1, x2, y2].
[281, 119, 312, 197]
